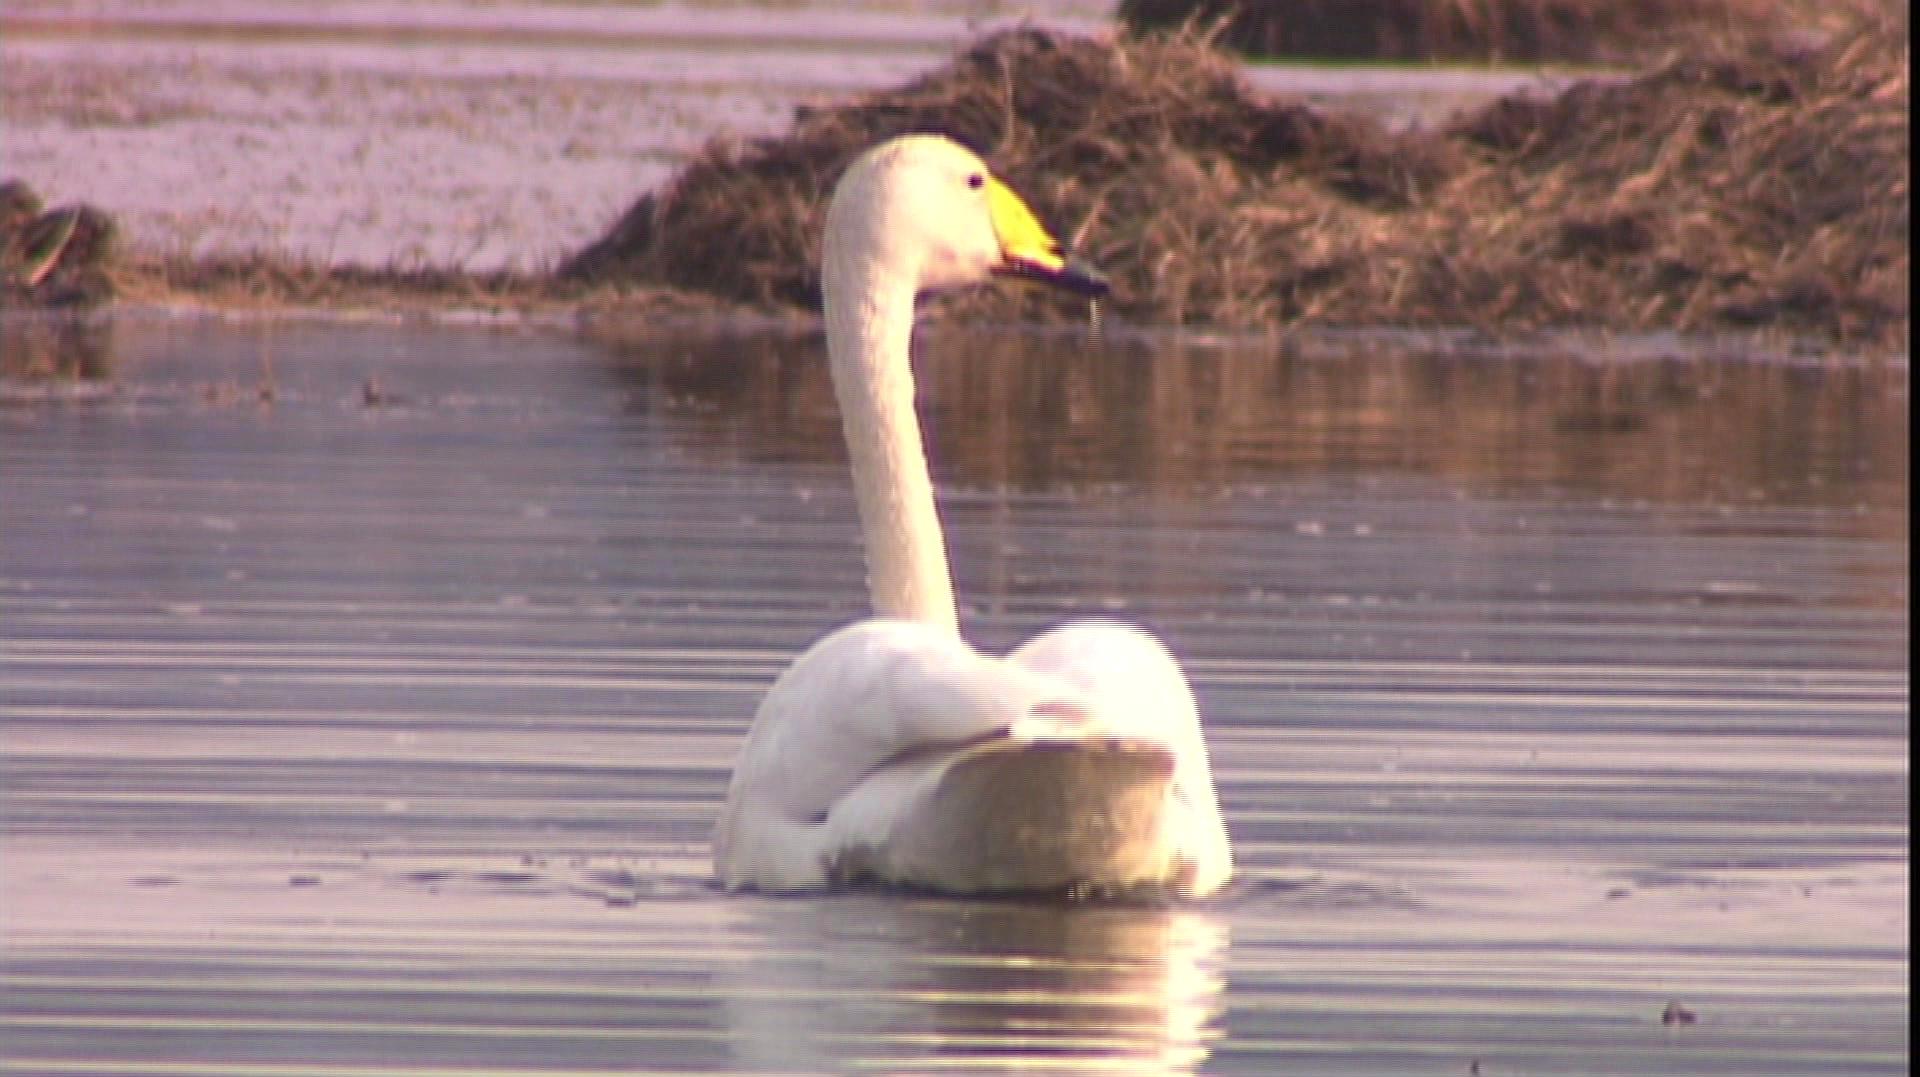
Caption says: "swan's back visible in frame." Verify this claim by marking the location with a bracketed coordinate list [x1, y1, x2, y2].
[713, 619, 1232, 898]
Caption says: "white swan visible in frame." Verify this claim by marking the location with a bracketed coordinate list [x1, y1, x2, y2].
[712, 135, 1232, 899]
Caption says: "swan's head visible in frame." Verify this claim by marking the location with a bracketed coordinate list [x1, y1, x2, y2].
[824, 135, 1108, 300]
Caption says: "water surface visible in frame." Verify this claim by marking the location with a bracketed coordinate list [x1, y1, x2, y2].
[1, 316, 1909, 1074]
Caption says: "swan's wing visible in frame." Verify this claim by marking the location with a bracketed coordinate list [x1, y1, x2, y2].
[1009, 620, 1199, 741]
[713, 619, 1084, 890]
[1010, 620, 1235, 897]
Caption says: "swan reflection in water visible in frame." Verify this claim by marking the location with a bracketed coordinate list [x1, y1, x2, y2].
[716, 894, 1227, 1073]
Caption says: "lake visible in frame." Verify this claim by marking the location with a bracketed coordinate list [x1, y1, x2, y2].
[0, 315, 1907, 1074]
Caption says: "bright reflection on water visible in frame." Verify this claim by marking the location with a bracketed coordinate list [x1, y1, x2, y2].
[0, 316, 1908, 1074]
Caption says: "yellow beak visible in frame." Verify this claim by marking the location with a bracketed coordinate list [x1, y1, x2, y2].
[986, 175, 1108, 297]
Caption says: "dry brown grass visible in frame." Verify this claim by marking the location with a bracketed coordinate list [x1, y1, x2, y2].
[0, 223, 737, 326]
[111, 251, 559, 318]
[560, 29, 1465, 326]
[1116, 0, 1799, 63]
[1423, 18, 1909, 343]
[567, 11, 1907, 350]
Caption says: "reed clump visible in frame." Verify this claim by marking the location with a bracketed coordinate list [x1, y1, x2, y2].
[568, 11, 1907, 349]
[561, 28, 1461, 325]
[1427, 15, 1908, 344]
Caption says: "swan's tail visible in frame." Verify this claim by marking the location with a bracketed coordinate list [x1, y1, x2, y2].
[830, 737, 1192, 899]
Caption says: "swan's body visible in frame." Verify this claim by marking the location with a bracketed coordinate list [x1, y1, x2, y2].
[712, 136, 1232, 898]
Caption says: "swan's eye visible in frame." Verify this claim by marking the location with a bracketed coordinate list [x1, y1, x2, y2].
[966, 173, 985, 190]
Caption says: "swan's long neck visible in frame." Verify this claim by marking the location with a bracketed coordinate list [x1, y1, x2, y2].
[823, 235, 961, 637]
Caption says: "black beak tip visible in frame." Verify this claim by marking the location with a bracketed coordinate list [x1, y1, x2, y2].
[1061, 257, 1111, 299]
[999, 255, 1110, 299]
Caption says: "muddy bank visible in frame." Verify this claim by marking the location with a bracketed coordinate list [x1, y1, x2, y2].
[5, 11, 1907, 352]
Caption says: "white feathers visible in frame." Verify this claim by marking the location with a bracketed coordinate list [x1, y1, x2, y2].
[710, 136, 1234, 898]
